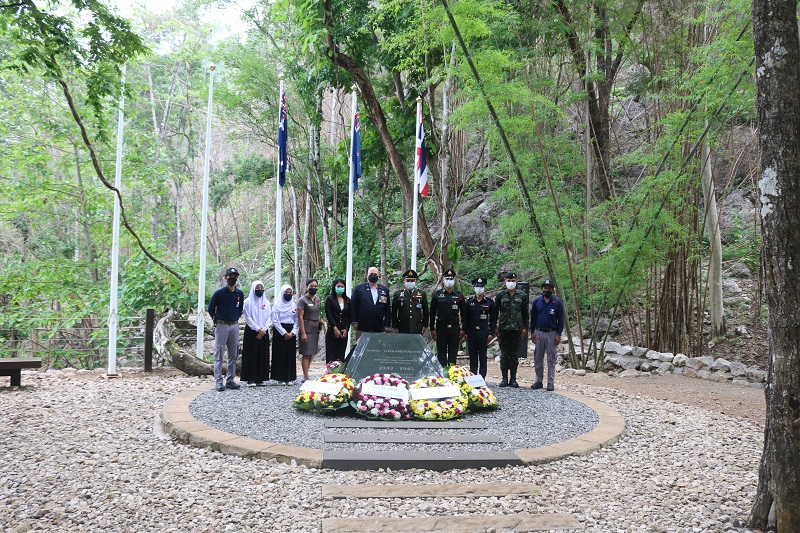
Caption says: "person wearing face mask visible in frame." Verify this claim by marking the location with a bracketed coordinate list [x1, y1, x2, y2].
[297, 278, 325, 382]
[494, 272, 529, 388]
[324, 278, 351, 363]
[207, 267, 246, 392]
[350, 266, 392, 339]
[241, 280, 272, 386]
[429, 268, 466, 367]
[270, 284, 299, 384]
[392, 269, 429, 335]
[530, 279, 564, 391]
[464, 277, 497, 379]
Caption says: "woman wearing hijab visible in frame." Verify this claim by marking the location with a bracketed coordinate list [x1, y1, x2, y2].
[297, 278, 325, 382]
[324, 278, 350, 363]
[241, 280, 272, 385]
[270, 284, 298, 384]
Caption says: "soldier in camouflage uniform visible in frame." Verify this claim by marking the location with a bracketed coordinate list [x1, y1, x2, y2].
[494, 272, 529, 387]
[392, 269, 429, 335]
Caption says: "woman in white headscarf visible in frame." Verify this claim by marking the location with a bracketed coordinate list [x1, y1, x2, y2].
[241, 280, 272, 385]
[270, 284, 298, 384]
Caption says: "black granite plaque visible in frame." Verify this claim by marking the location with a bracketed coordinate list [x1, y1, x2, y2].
[344, 333, 443, 384]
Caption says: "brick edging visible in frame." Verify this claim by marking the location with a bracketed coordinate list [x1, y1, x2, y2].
[161, 385, 625, 469]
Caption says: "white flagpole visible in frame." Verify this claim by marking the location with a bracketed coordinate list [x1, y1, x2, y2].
[411, 97, 422, 272]
[107, 65, 126, 377]
[345, 85, 357, 299]
[196, 64, 215, 360]
[274, 74, 285, 302]
[345, 85, 357, 349]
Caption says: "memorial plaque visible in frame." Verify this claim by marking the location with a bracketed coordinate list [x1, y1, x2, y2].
[344, 333, 443, 384]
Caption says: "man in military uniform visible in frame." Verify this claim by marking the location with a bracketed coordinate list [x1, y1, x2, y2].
[393, 269, 429, 335]
[429, 268, 466, 367]
[464, 277, 497, 379]
[494, 272, 529, 387]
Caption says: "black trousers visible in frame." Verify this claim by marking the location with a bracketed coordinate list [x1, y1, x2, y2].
[467, 330, 489, 378]
[436, 327, 460, 367]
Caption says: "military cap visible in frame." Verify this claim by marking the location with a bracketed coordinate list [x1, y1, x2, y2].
[225, 267, 240, 276]
[443, 268, 457, 278]
[541, 278, 554, 288]
[402, 269, 418, 279]
[503, 271, 517, 279]
[472, 277, 487, 287]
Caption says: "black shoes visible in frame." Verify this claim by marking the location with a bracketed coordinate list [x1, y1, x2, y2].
[531, 382, 543, 390]
[546, 384, 555, 391]
[510, 381, 519, 388]
[225, 382, 241, 390]
[216, 385, 225, 392]
[498, 379, 509, 387]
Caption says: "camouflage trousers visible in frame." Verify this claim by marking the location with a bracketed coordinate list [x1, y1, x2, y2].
[498, 329, 522, 371]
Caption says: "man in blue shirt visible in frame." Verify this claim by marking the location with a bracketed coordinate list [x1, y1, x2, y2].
[529, 279, 564, 391]
[208, 267, 245, 391]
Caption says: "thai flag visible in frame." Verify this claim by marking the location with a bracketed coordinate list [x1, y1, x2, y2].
[416, 114, 429, 197]
[351, 103, 362, 191]
[278, 91, 288, 186]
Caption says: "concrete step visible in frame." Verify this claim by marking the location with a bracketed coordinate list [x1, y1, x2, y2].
[321, 450, 523, 471]
[322, 482, 544, 498]
[322, 513, 583, 532]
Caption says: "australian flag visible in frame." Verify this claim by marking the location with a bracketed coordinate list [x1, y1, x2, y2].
[278, 91, 288, 186]
[351, 103, 362, 191]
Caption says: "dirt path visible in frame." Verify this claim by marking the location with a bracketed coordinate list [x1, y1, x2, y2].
[513, 364, 767, 427]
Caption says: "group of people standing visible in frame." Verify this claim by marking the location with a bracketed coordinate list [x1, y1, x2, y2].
[206, 265, 564, 392]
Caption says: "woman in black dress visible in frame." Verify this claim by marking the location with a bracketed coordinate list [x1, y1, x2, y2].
[241, 280, 271, 385]
[324, 278, 351, 364]
[270, 284, 298, 384]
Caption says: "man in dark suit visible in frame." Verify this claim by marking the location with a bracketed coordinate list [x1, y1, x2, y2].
[350, 266, 391, 339]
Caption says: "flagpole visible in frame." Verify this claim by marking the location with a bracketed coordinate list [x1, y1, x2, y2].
[274, 74, 285, 302]
[346, 85, 357, 300]
[411, 97, 422, 272]
[107, 65, 126, 377]
[196, 64, 215, 360]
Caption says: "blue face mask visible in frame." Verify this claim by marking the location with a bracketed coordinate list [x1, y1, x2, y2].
[335, 287, 345, 295]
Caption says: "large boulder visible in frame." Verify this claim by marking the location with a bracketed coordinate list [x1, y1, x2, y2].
[672, 353, 689, 367]
[722, 279, 743, 297]
[686, 356, 715, 370]
[604, 355, 645, 371]
[711, 358, 732, 372]
[729, 361, 748, 377]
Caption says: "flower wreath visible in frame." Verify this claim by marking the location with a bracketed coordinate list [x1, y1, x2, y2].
[324, 360, 346, 375]
[293, 373, 354, 413]
[351, 373, 412, 420]
[408, 375, 468, 420]
[448, 365, 499, 410]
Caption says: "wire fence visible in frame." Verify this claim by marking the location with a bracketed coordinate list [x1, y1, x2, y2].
[0, 310, 155, 370]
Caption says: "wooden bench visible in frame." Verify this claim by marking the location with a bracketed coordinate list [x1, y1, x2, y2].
[0, 358, 42, 386]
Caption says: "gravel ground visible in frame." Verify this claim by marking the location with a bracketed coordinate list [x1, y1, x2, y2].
[189, 383, 599, 452]
[1, 367, 763, 532]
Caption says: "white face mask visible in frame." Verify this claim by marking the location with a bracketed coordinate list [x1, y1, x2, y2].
[404, 281, 416, 290]
[443, 279, 455, 288]
[474, 287, 485, 295]
[506, 281, 517, 290]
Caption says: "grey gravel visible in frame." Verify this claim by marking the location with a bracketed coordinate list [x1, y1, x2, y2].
[0, 368, 762, 532]
[189, 381, 599, 452]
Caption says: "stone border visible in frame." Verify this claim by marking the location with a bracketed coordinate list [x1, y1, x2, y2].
[160, 385, 625, 470]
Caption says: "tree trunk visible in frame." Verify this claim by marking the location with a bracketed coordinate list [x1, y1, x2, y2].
[73, 146, 98, 283]
[701, 138, 725, 338]
[322, 0, 435, 261]
[749, 0, 800, 529]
